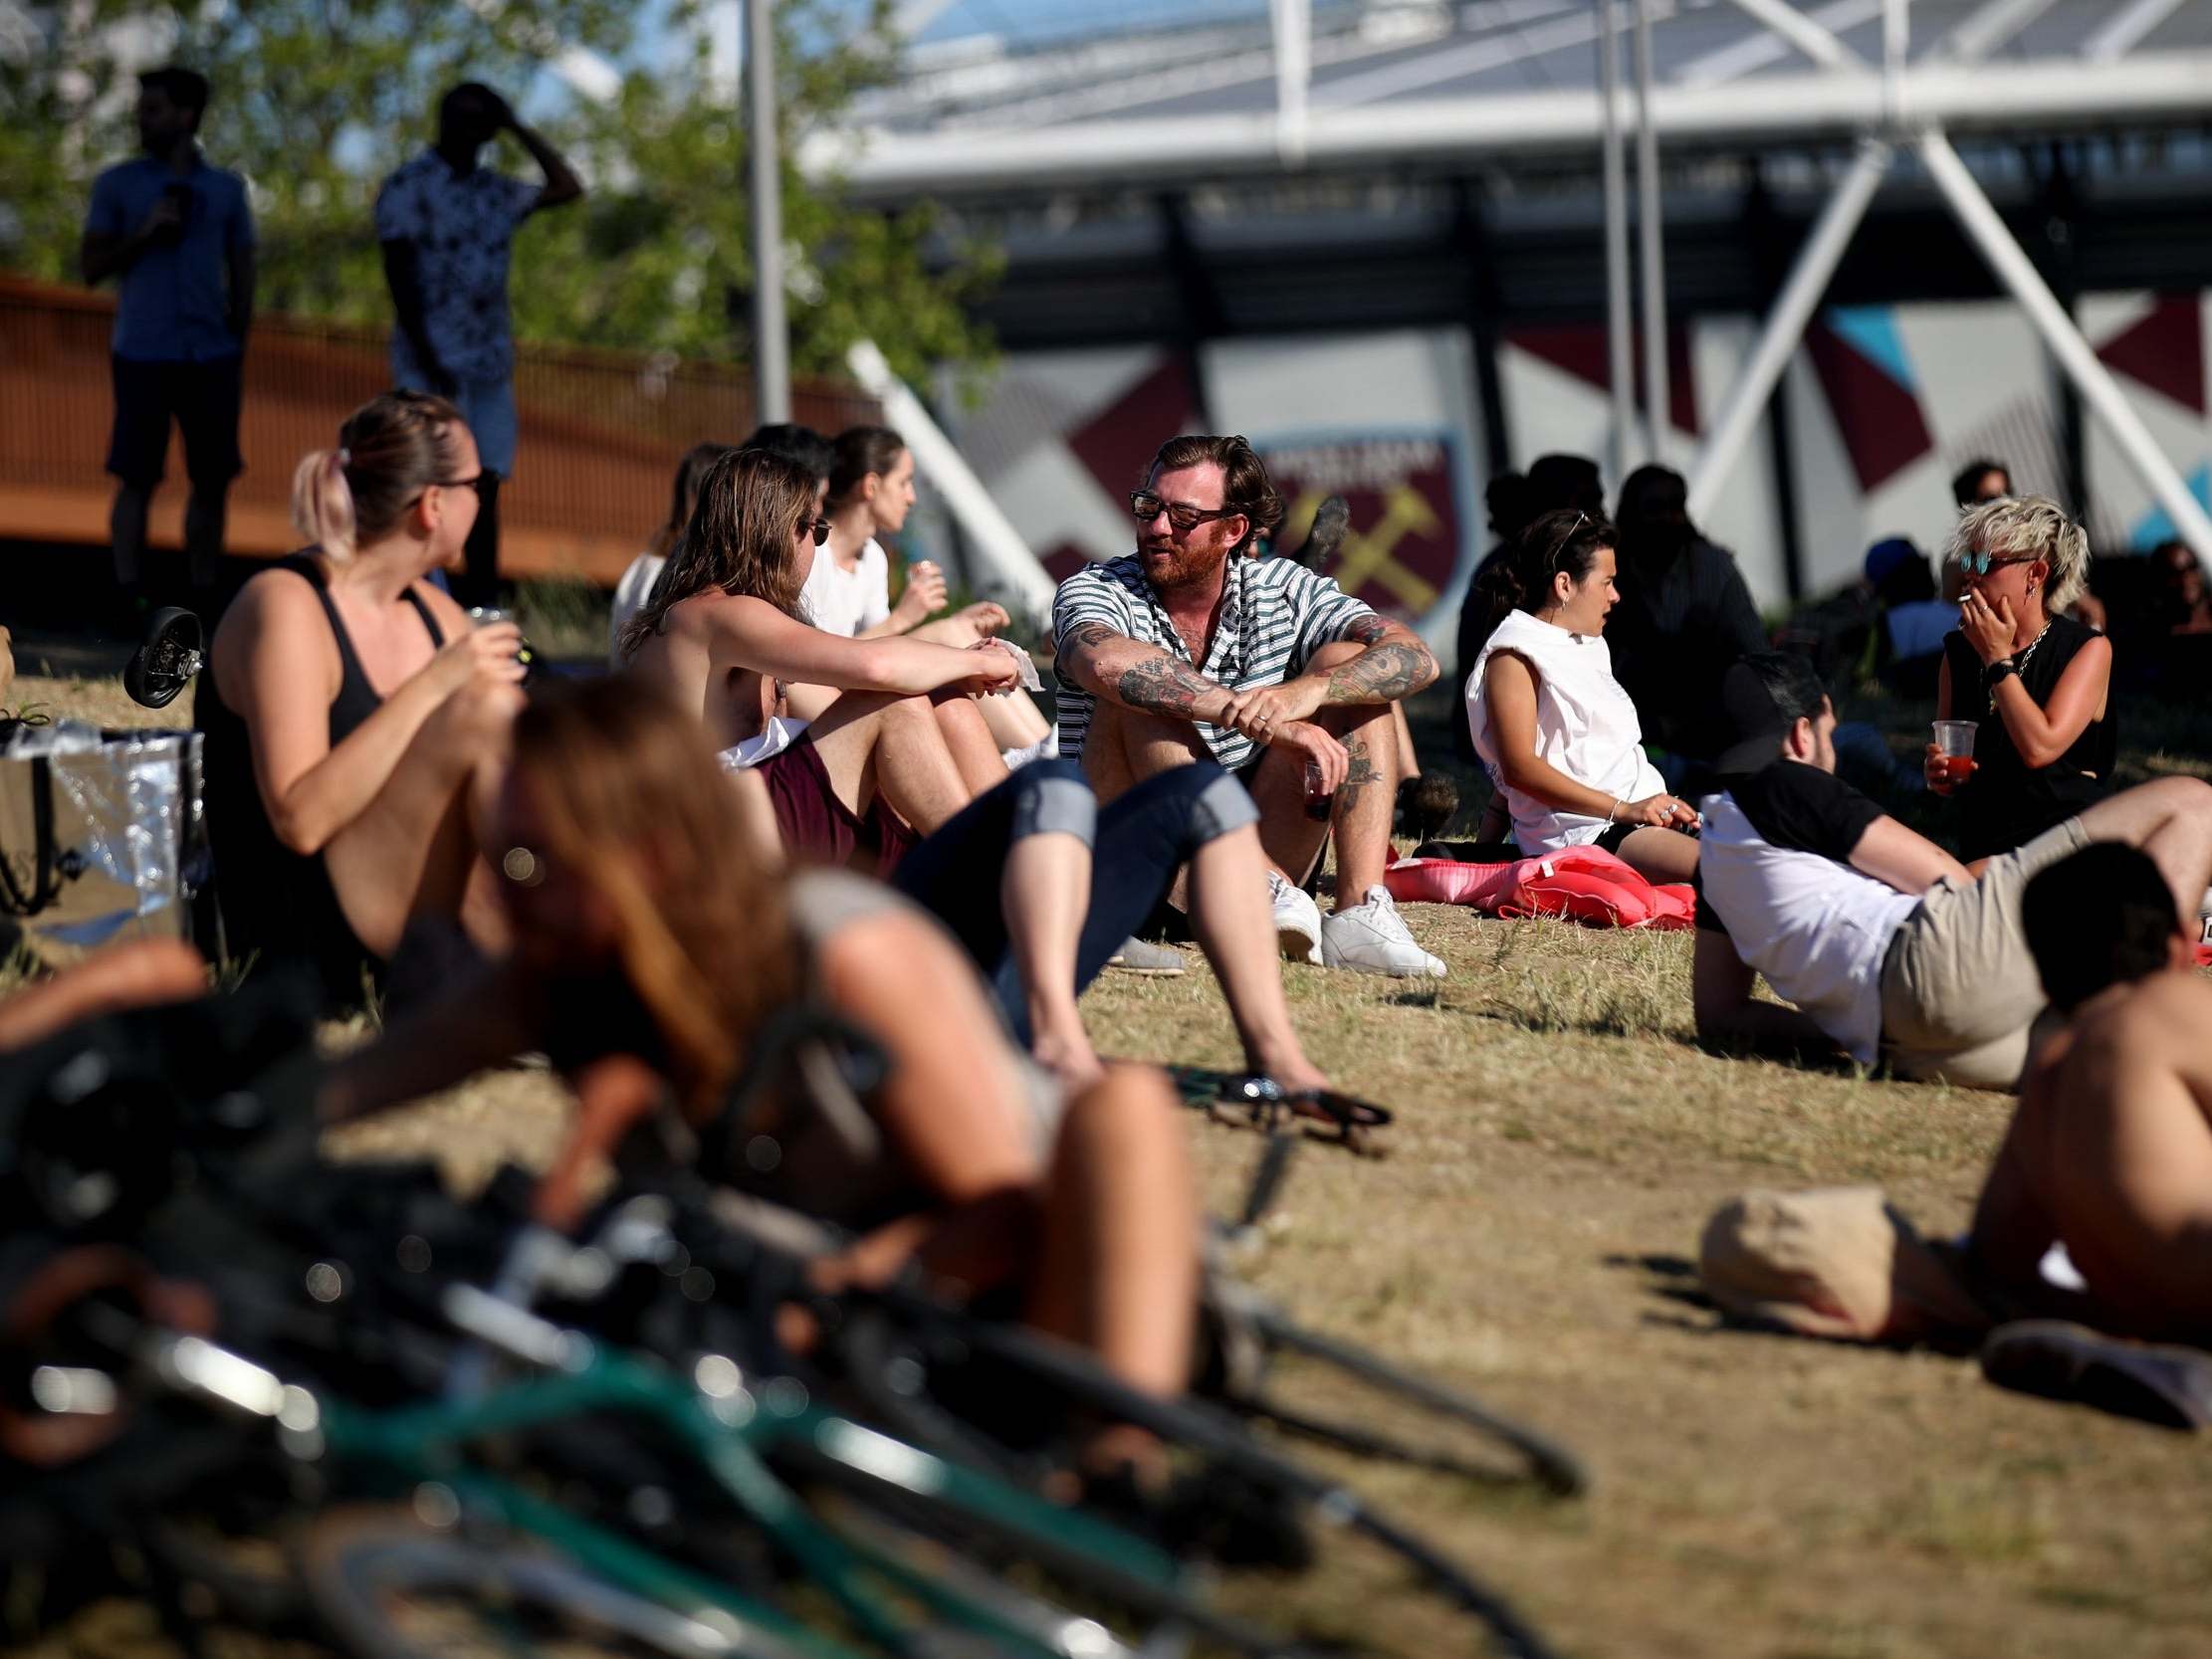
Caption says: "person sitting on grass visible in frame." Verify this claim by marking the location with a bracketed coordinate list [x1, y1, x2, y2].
[615, 451, 1330, 1092]
[1462, 508, 1700, 885]
[1932, 496, 2114, 867]
[196, 389, 526, 1010]
[608, 425, 835, 660]
[780, 424, 1054, 767]
[1690, 652, 2212, 1090]
[1053, 434, 1445, 979]
[318, 677, 1202, 1440]
[616, 445, 1018, 872]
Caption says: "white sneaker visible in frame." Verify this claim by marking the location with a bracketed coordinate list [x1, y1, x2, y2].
[1322, 886, 1446, 978]
[1267, 869, 1323, 964]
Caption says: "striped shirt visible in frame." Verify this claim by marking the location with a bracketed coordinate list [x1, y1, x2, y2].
[1052, 554, 1378, 770]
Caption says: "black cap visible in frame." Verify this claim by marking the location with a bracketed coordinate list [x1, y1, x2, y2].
[1709, 660, 1792, 778]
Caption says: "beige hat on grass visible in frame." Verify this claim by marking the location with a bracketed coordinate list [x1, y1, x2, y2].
[1699, 1186, 1994, 1344]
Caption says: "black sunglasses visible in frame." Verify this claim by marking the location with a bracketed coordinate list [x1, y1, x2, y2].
[799, 515, 831, 546]
[434, 473, 491, 499]
[1130, 490, 1241, 534]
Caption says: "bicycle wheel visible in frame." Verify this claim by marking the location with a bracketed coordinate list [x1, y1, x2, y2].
[299, 1509, 821, 1659]
[774, 1441, 1311, 1659]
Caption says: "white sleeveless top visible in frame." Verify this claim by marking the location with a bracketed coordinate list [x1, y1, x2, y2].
[1463, 608, 1664, 853]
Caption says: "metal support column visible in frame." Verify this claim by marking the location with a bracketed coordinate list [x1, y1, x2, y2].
[1687, 138, 1891, 519]
[1598, 0, 1635, 484]
[746, 0, 790, 424]
[1918, 128, 2212, 555]
[1631, 0, 1668, 465]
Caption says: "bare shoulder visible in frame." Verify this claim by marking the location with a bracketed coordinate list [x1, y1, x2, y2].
[2077, 973, 2212, 1058]
[213, 562, 329, 658]
[413, 580, 474, 639]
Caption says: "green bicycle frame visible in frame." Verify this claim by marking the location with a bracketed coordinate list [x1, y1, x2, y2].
[315, 1343, 1184, 1659]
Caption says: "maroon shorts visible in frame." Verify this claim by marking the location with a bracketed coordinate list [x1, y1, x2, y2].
[756, 732, 919, 879]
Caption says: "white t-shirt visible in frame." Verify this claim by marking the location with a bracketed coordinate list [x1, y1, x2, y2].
[801, 537, 892, 638]
[607, 552, 666, 666]
[1692, 763, 1921, 1064]
[1464, 608, 1665, 853]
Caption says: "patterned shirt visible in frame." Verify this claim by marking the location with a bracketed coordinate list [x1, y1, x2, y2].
[1052, 554, 1377, 770]
[373, 152, 540, 382]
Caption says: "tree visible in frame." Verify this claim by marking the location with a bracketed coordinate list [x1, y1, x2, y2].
[0, 0, 996, 384]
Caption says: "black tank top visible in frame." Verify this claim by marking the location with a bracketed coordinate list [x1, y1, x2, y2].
[1942, 614, 2116, 862]
[196, 553, 446, 1009]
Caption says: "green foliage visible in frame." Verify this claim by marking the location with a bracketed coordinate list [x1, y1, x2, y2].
[1, 0, 995, 382]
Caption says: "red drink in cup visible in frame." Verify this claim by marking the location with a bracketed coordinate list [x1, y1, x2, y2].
[1930, 720, 1977, 796]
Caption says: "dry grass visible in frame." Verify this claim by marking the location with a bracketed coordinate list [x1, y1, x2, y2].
[10, 674, 2212, 1659]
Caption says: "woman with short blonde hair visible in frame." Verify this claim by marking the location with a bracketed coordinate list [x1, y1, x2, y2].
[1932, 495, 2114, 863]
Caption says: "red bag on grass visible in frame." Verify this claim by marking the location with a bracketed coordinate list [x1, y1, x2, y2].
[1385, 845, 1695, 932]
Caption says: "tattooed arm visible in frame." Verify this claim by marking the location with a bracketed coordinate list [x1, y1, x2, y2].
[1056, 619, 1240, 726]
[1317, 614, 1440, 706]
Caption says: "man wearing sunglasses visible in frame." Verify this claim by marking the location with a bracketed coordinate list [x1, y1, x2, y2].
[1052, 434, 1445, 978]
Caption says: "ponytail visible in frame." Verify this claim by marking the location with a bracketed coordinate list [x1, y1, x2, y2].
[290, 448, 358, 559]
[291, 389, 468, 563]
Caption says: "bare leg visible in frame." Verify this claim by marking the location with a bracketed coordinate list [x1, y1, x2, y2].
[1001, 829, 1103, 1091]
[1027, 1064, 1198, 1400]
[931, 689, 1010, 796]
[111, 482, 153, 590]
[0, 938, 207, 1053]
[1614, 824, 1700, 884]
[2075, 776, 2212, 917]
[323, 679, 522, 960]
[1077, 697, 1211, 804]
[978, 689, 1051, 754]
[1390, 700, 1422, 786]
[1185, 822, 1327, 1091]
[805, 689, 975, 836]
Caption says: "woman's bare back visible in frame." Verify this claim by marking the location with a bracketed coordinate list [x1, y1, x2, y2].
[624, 592, 777, 752]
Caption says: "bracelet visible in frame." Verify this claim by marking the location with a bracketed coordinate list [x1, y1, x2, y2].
[1606, 796, 1622, 825]
[1982, 658, 2020, 692]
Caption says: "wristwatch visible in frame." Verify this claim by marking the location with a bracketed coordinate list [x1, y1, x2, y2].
[1981, 657, 2020, 693]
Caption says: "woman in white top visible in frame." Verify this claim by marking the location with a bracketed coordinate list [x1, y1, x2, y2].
[785, 427, 1053, 762]
[1463, 508, 1701, 883]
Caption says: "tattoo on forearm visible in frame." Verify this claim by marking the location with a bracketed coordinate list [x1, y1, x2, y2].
[1324, 641, 1438, 705]
[1115, 654, 1215, 718]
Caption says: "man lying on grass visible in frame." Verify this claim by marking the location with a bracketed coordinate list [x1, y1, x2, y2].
[1972, 842, 2212, 1340]
[1689, 652, 2212, 1090]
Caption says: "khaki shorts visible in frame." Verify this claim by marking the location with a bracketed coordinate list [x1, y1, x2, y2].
[1878, 817, 2091, 1089]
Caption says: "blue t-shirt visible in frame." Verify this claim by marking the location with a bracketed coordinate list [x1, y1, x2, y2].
[85, 154, 255, 362]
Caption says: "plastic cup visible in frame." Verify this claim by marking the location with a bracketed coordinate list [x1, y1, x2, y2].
[1930, 720, 1977, 795]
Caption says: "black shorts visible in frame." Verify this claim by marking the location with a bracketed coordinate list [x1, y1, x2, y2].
[1593, 821, 1638, 856]
[108, 354, 244, 489]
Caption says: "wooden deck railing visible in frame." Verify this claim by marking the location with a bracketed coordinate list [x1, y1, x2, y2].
[0, 274, 877, 585]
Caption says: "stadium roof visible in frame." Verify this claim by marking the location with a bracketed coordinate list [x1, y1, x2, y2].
[812, 1, 2212, 200]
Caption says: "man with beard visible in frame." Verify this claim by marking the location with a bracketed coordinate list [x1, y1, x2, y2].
[1052, 434, 1445, 978]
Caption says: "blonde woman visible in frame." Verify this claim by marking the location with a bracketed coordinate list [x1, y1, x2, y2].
[196, 389, 525, 1006]
[1933, 496, 2114, 864]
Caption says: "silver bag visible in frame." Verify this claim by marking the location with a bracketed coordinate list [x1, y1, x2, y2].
[0, 720, 208, 968]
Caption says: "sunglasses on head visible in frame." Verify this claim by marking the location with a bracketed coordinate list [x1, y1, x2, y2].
[1953, 550, 2035, 576]
[1545, 511, 1591, 571]
[1129, 491, 1240, 534]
